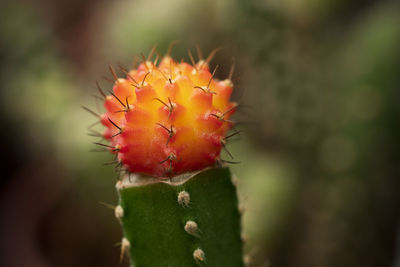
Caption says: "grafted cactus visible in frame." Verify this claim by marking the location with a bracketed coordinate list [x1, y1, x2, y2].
[92, 48, 244, 266]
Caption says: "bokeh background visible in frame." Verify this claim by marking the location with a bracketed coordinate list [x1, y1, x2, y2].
[1, 0, 399, 266]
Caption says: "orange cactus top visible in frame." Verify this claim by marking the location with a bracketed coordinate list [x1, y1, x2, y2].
[101, 56, 236, 177]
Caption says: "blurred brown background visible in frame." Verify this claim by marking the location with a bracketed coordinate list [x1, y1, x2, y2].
[0, 0, 399, 266]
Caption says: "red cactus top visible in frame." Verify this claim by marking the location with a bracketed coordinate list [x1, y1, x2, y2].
[101, 56, 236, 177]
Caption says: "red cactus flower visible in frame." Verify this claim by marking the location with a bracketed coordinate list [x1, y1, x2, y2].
[100, 52, 236, 177]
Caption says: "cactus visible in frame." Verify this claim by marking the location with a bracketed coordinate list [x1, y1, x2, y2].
[116, 167, 243, 266]
[92, 47, 244, 266]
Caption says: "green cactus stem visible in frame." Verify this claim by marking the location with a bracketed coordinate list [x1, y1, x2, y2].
[115, 167, 244, 267]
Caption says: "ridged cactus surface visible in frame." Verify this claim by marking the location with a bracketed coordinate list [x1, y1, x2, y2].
[116, 167, 243, 267]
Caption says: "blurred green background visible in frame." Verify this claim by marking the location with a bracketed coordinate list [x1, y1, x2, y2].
[0, 0, 399, 266]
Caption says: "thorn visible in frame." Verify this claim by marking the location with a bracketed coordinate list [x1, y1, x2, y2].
[147, 44, 158, 61]
[119, 65, 139, 86]
[164, 165, 174, 177]
[207, 65, 219, 89]
[81, 106, 100, 118]
[113, 98, 132, 114]
[108, 65, 119, 81]
[125, 97, 129, 108]
[209, 113, 233, 123]
[161, 153, 180, 176]
[98, 201, 116, 209]
[103, 160, 119, 166]
[188, 49, 196, 67]
[222, 143, 234, 159]
[166, 128, 175, 145]
[193, 65, 219, 94]
[93, 94, 102, 114]
[177, 60, 184, 75]
[102, 75, 114, 83]
[153, 97, 168, 107]
[155, 122, 169, 132]
[169, 60, 173, 81]
[124, 97, 133, 111]
[159, 153, 176, 164]
[167, 40, 179, 57]
[221, 104, 238, 117]
[94, 142, 115, 149]
[153, 97, 174, 114]
[87, 132, 103, 138]
[119, 238, 130, 263]
[209, 113, 220, 119]
[205, 46, 223, 65]
[87, 120, 100, 131]
[96, 81, 106, 98]
[167, 98, 175, 119]
[108, 118, 122, 131]
[220, 159, 241, 164]
[153, 53, 160, 66]
[228, 58, 235, 81]
[140, 53, 147, 65]
[195, 44, 204, 60]
[131, 55, 139, 69]
[195, 87, 211, 94]
[114, 164, 124, 181]
[194, 86, 216, 94]
[111, 131, 122, 138]
[114, 161, 123, 170]
[159, 157, 169, 165]
[112, 148, 121, 153]
[109, 92, 126, 108]
[141, 72, 150, 86]
[156, 123, 175, 145]
[117, 63, 126, 70]
[90, 94, 104, 101]
[88, 128, 103, 136]
[156, 68, 171, 83]
[224, 130, 242, 140]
